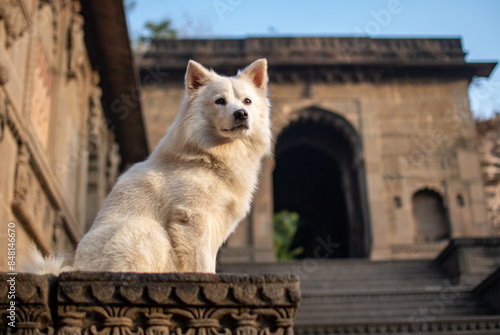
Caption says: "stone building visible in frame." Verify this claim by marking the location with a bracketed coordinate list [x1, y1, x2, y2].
[138, 37, 497, 262]
[136, 37, 500, 334]
[0, 0, 148, 271]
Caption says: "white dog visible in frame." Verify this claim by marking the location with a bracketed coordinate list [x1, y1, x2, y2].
[26, 59, 272, 274]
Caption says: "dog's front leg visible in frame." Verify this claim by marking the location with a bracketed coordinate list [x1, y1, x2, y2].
[195, 239, 216, 273]
[169, 209, 216, 273]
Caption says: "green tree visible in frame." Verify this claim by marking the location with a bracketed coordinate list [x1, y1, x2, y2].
[139, 18, 177, 42]
[273, 210, 303, 261]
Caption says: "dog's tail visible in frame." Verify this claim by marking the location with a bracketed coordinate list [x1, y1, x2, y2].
[21, 243, 73, 275]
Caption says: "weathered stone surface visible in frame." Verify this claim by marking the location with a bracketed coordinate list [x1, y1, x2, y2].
[474, 267, 500, 314]
[477, 115, 500, 235]
[0, 272, 54, 334]
[0, 0, 148, 272]
[437, 237, 500, 285]
[0, 272, 300, 335]
[293, 316, 500, 335]
[221, 248, 500, 335]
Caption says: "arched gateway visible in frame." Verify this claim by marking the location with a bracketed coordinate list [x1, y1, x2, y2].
[273, 108, 370, 258]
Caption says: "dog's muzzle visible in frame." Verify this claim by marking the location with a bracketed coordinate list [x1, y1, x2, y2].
[222, 109, 249, 132]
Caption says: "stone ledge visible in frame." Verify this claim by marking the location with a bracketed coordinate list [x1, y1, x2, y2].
[436, 237, 500, 286]
[137, 37, 497, 82]
[0, 272, 300, 335]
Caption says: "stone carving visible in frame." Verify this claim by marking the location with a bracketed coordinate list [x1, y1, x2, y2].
[0, 62, 9, 85]
[31, 43, 52, 149]
[67, 11, 85, 78]
[106, 140, 121, 192]
[0, 1, 27, 47]
[88, 84, 103, 149]
[13, 144, 31, 202]
[0, 273, 300, 335]
[40, 0, 70, 13]
[0, 93, 6, 142]
[12, 144, 56, 254]
[0, 273, 53, 335]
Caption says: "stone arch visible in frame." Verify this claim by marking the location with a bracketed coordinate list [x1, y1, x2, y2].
[411, 188, 451, 242]
[272, 106, 370, 258]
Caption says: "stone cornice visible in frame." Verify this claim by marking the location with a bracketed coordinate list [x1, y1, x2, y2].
[137, 37, 497, 83]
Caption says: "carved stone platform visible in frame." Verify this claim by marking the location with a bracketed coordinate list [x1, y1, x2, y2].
[0, 272, 300, 335]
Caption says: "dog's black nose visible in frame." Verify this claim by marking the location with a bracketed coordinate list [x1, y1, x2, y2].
[234, 109, 248, 120]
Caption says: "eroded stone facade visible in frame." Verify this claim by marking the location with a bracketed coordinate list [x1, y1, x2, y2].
[477, 115, 500, 235]
[0, 0, 147, 271]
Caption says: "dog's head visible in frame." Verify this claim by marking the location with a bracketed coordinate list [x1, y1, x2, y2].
[184, 59, 269, 141]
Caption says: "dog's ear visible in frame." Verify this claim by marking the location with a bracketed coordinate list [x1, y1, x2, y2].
[186, 60, 211, 93]
[239, 58, 268, 92]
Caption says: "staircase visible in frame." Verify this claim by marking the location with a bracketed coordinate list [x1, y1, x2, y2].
[218, 259, 500, 334]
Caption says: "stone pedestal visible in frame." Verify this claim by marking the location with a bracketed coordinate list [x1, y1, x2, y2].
[0, 272, 300, 335]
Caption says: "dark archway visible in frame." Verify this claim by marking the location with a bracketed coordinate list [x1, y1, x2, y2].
[412, 189, 451, 242]
[273, 108, 369, 259]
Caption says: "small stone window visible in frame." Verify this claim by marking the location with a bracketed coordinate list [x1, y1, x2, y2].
[394, 196, 402, 209]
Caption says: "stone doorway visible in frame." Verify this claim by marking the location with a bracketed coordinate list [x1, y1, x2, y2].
[273, 108, 369, 259]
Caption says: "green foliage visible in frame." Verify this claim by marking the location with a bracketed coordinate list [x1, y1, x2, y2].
[273, 210, 303, 261]
[139, 19, 177, 42]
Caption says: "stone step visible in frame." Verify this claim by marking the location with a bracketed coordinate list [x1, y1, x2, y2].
[293, 316, 500, 334]
[219, 259, 434, 272]
[300, 287, 471, 301]
[219, 259, 497, 328]
[295, 304, 495, 323]
[219, 260, 452, 292]
[295, 289, 495, 323]
[299, 296, 488, 313]
[218, 260, 448, 278]
[300, 276, 449, 285]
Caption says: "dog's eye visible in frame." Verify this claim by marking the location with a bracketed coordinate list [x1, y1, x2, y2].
[215, 98, 226, 105]
[243, 98, 252, 105]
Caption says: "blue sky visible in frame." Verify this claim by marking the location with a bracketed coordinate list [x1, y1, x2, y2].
[127, 0, 500, 119]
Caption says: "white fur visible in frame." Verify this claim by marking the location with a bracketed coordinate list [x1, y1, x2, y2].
[22, 244, 73, 275]
[26, 59, 272, 275]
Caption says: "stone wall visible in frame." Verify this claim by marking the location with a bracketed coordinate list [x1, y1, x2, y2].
[476, 114, 500, 235]
[0, 0, 147, 271]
